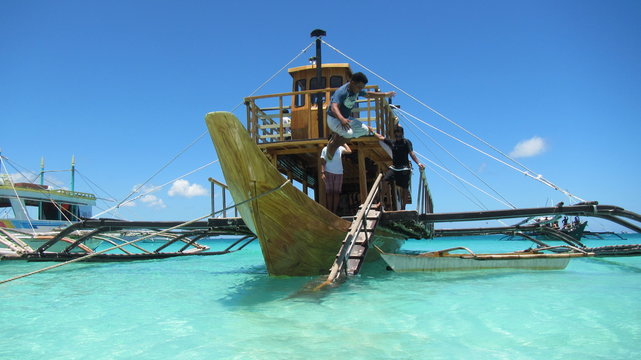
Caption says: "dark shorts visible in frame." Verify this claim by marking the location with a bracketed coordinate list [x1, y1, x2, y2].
[384, 168, 411, 189]
[325, 172, 343, 193]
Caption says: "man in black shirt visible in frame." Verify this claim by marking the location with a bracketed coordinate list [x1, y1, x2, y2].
[375, 125, 424, 210]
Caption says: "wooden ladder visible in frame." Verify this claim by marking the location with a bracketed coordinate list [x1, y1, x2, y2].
[316, 173, 383, 289]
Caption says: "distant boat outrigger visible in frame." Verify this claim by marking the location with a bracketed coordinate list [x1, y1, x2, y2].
[0, 156, 103, 253]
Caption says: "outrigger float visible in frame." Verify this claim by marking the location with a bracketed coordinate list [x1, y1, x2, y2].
[204, 30, 641, 281]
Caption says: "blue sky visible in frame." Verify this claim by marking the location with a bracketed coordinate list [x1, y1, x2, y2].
[1, 0, 640, 231]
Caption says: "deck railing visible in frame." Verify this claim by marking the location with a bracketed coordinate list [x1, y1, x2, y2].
[244, 86, 398, 144]
[208, 177, 238, 218]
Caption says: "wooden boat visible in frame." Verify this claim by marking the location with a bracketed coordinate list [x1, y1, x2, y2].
[204, 31, 641, 277]
[377, 246, 594, 272]
[205, 112, 405, 276]
[204, 35, 419, 276]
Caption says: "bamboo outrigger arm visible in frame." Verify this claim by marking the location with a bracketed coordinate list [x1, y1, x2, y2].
[416, 203, 641, 233]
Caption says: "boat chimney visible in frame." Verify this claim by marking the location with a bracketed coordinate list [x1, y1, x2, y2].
[310, 29, 326, 138]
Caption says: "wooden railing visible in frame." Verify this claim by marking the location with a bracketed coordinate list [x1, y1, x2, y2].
[244, 86, 398, 144]
[208, 177, 238, 218]
[416, 168, 433, 215]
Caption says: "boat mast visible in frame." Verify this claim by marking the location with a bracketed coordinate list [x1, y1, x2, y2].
[311, 29, 326, 139]
[71, 155, 75, 192]
[40, 157, 45, 186]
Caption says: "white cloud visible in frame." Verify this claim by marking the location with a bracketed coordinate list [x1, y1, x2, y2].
[168, 179, 207, 198]
[509, 136, 547, 158]
[140, 194, 166, 208]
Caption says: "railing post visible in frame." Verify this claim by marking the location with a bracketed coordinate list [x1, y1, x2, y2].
[211, 181, 216, 216]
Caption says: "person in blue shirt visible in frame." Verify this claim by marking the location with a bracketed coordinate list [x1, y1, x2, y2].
[325, 72, 395, 159]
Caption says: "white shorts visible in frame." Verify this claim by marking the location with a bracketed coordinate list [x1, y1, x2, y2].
[327, 115, 370, 138]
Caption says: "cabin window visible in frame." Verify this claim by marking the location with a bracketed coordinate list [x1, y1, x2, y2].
[294, 79, 306, 107]
[329, 76, 343, 97]
[330, 76, 343, 88]
[40, 202, 79, 220]
[309, 77, 327, 104]
[41, 202, 61, 220]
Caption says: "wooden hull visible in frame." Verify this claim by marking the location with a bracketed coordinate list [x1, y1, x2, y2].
[206, 111, 364, 276]
[379, 251, 588, 272]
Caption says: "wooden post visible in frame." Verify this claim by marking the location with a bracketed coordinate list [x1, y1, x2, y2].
[222, 188, 227, 218]
[251, 105, 258, 144]
[279, 96, 284, 141]
[358, 148, 367, 204]
[210, 181, 216, 216]
[245, 101, 251, 135]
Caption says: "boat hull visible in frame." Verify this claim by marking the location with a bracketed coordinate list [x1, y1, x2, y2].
[206, 112, 358, 276]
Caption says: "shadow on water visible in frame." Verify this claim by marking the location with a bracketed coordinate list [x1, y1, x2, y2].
[219, 273, 322, 307]
[582, 257, 641, 273]
[218, 259, 399, 306]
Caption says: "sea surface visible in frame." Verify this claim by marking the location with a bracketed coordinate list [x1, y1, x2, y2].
[1, 234, 640, 360]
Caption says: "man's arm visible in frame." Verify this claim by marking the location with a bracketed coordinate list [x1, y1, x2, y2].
[365, 90, 396, 99]
[410, 151, 425, 169]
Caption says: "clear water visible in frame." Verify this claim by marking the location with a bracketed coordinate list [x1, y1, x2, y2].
[1, 235, 640, 360]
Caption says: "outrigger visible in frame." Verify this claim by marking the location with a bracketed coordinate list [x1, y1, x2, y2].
[3, 31, 640, 282]
[204, 30, 641, 281]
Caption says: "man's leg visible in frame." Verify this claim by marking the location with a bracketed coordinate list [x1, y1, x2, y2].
[400, 187, 409, 210]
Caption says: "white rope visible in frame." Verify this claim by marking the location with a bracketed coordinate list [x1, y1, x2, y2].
[415, 152, 515, 209]
[397, 107, 516, 209]
[421, 159, 488, 210]
[109, 42, 314, 215]
[0, 157, 37, 234]
[92, 160, 219, 218]
[323, 40, 585, 203]
[113, 132, 209, 211]
[393, 106, 586, 202]
[0, 179, 290, 285]
[228, 41, 315, 113]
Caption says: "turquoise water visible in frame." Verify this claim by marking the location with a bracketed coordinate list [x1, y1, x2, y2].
[1, 235, 640, 359]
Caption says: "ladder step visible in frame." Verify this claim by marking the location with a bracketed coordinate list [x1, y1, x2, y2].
[349, 248, 366, 257]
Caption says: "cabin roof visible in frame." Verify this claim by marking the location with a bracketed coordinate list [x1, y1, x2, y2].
[287, 63, 351, 76]
[0, 185, 96, 205]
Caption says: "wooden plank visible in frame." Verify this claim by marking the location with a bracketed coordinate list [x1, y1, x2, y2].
[358, 149, 367, 205]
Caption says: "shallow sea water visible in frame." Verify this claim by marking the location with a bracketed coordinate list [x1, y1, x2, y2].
[1, 234, 640, 359]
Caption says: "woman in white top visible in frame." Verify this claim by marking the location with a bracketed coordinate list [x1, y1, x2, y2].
[320, 143, 352, 214]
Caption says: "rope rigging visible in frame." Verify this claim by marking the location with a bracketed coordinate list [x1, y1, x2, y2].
[106, 41, 315, 218]
[322, 40, 586, 203]
[395, 106, 515, 210]
[0, 179, 290, 285]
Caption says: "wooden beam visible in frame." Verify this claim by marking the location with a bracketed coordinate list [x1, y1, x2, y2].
[358, 148, 367, 204]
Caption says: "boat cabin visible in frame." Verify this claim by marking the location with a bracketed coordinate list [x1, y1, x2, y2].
[243, 63, 401, 215]
[0, 179, 96, 230]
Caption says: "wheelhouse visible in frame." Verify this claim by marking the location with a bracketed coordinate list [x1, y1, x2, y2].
[243, 63, 401, 216]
